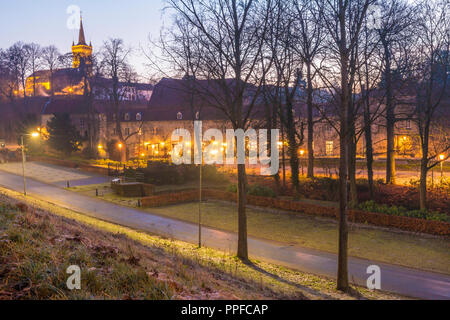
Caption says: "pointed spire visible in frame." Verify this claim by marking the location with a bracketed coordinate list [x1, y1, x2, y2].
[77, 12, 87, 45]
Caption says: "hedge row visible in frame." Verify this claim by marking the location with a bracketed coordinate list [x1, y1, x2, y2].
[141, 189, 450, 236]
[111, 182, 155, 197]
[141, 190, 199, 207]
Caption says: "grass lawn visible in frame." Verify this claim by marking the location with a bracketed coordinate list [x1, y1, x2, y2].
[68, 183, 450, 275]
[149, 202, 450, 275]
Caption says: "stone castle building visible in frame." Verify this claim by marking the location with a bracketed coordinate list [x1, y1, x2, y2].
[25, 16, 152, 101]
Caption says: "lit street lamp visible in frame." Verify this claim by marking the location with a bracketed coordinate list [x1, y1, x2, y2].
[299, 149, 305, 176]
[21, 131, 40, 196]
[439, 154, 445, 177]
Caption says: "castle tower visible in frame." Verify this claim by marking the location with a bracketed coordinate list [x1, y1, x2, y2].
[72, 14, 93, 74]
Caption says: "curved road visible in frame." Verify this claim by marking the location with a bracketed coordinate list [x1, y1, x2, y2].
[0, 169, 448, 300]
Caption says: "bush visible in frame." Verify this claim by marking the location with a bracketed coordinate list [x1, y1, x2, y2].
[297, 177, 339, 201]
[357, 200, 449, 223]
[106, 139, 121, 162]
[136, 164, 229, 186]
[247, 185, 276, 198]
[201, 165, 228, 183]
[226, 184, 237, 193]
[111, 182, 155, 197]
[81, 147, 98, 159]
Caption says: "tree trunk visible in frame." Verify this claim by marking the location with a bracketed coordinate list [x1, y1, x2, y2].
[383, 41, 395, 184]
[419, 128, 429, 210]
[306, 62, 314, 179]
[337, 121, 349, 292]
[419, 159, 427, 210]
[237, 162, 248, 260]
[286, 102, 299, 193]
[363, 97, 374, 199]
[348, 137, 358, 208]
[337, 7, 349, 291]
[386, 109, 396, 184]
[281, 124, 286, 188]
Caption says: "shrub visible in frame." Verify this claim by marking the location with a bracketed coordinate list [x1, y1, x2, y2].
[226, 184, 237, 193]
[143, 163, 185, 185]
[357, 200, 449, 223]
[106, 139, 121, 161]
[111, 182, 155, 197]
[202, 165, 228, 183]
[247, 185, 276, 198]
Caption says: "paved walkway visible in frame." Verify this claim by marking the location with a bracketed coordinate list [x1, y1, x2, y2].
[0, 161, 109, 187]
[0, 166, 449, 299]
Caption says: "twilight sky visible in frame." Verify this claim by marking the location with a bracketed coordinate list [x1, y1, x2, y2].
[0, 0, 167, 80]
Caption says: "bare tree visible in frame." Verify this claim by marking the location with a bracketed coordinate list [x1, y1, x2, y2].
[316, 0, 374, 292]
[24, 43, 42, 97]
[164, 0, 274, 260]
[0, 49, 18, 101]
[263, 0, 305, 193]
[41, 45, 61, 96]
[100, 38, 132, 162]
[3, 42, 30, 99]
[293, 0, 325, 179]
[413, 0, 449, 210]
[375, 0, 416, 184]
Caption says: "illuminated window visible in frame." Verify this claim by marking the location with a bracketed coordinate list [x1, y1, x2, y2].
[124, 113, 130, 121]
[326, 141, 333, 156]
[177, 112, 183, 120]
[406, 120, 411, 129]
[136, 112, 142, 121]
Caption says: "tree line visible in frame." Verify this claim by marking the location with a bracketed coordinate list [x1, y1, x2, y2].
[152, 0, 449, 292]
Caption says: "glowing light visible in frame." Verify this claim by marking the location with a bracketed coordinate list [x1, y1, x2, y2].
[299, 149, 305, 156]
[213, 141, 218, 146]
[152, 145, 155, 149]
[155, 151, 159, 155]
[160, 142, 165, 147]
[68, 88, 73, 93]
[144, 142, 150, 146]
[403, 136, 407, 141]
[185, 141, 191, 147]
[141, 153, 145, 157]
[277, 141, 283, 146]
[222, 143, 227, 147]
[210, 149, 218, 155]
[439, 154, 445, 161]
[31, 132, 40, 138]
[14, 90, 18, 95]
[118, 143, 123, 149]
[97, 145, 103, 150]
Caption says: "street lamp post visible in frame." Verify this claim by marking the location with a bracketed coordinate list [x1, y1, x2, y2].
[21, 132, 40, 196]
[199, 155, 202, 248]
[299, 149, 305, 176]
[21, 136, 26, 195]
[439, 154, 445, 178]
